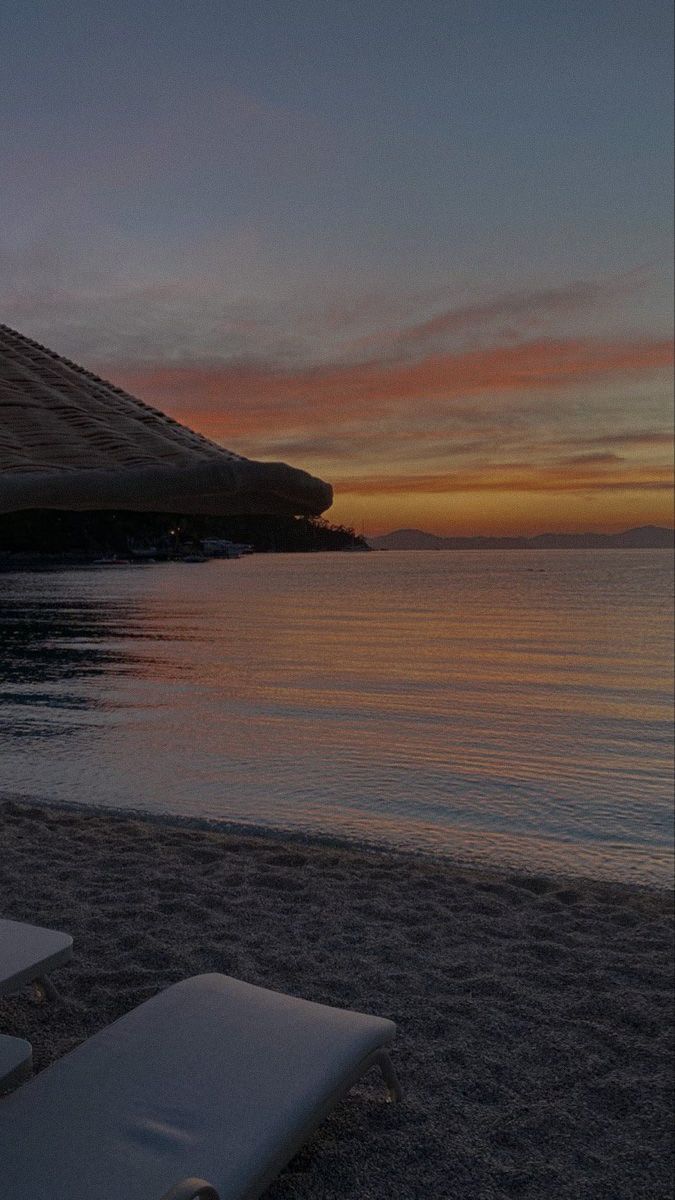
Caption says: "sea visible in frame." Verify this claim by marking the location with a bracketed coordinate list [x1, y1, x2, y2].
[0, 549, 672, 885]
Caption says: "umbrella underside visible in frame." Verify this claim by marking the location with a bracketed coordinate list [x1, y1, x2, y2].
[0, 324, 332, 517]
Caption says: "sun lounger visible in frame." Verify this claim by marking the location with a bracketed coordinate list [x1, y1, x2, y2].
[0, 1033, 32, 1093]
[0, 915, 73, 1000]
[0, 972, 400, 1200]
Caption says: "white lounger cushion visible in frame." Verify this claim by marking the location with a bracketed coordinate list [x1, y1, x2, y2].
[0, 916, 72, 996]
[0, 973, 396, 1200]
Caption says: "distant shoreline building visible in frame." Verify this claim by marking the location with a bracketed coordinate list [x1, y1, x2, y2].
[0, 324, 332, 519]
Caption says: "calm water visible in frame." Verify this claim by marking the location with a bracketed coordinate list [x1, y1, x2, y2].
[0, 550, 672, 884]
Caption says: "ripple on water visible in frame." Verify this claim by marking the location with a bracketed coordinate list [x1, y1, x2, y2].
[0, 549, 672, 884]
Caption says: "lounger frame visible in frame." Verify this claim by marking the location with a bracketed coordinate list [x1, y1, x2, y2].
[159, 1047, 401, 1200]
[160, 1182, 220, 1200]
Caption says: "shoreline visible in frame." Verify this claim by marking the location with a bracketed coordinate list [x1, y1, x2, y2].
[4, 792, 672, 897]
[1, 797, 673, 1198]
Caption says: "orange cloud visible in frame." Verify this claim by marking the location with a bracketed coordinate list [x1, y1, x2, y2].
[101, 331, 673, 536]
[107, 335, 673, 440]
[331, 463, 673, 496]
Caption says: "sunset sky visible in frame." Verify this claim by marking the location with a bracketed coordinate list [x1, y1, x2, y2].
[1, 1, 673, 535]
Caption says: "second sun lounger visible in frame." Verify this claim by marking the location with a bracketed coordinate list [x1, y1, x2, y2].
[0, 916, 73, 1000]
[0, 972, 400, 1200]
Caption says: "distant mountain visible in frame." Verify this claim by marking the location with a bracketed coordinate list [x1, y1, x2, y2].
[368, 528, 450, 550]
[367, 525, 675, 551]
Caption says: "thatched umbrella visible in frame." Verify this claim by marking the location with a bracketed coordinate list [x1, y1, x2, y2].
[0, 324, 332, 517]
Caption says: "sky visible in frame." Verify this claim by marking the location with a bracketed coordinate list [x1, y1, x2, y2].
[1, 0, 673, 535]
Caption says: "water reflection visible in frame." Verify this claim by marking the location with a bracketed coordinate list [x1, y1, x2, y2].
[0, 573, 144, 737]
[0, 553, 672, 884]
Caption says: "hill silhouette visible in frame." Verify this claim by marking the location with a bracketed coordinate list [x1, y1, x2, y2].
[368, 525, 674, 551]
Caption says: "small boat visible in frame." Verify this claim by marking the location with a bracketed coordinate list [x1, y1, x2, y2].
[200, 538, 251, 558]
[127, 542, 160, 560]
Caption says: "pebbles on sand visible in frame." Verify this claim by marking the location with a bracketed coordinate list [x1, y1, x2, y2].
[0, 800, 672, 1200]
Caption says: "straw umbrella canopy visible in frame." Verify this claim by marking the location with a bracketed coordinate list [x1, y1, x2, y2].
[0, 324, 332, 517]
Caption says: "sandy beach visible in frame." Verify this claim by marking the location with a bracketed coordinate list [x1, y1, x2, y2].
[0, 798, 672, 1199]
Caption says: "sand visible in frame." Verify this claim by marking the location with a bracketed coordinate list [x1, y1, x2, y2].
[0, 799, 672, 1199]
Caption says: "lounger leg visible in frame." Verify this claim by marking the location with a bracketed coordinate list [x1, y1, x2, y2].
[373, 1050, 402, 1102]
[159, 1178, 220, 1200]
[34, 975, 61, 1003]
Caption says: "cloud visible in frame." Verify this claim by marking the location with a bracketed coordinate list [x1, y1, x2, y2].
[3, 252, 661, 376]
[330, 464, 673, 496]
[104, 335, 673, 446]
[95, 334, 673, 518]
[4, 253, 670, 522]
[557, 452, 625, 466]
[578, 430, 674, 448]
[348, 271, 649, 355]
